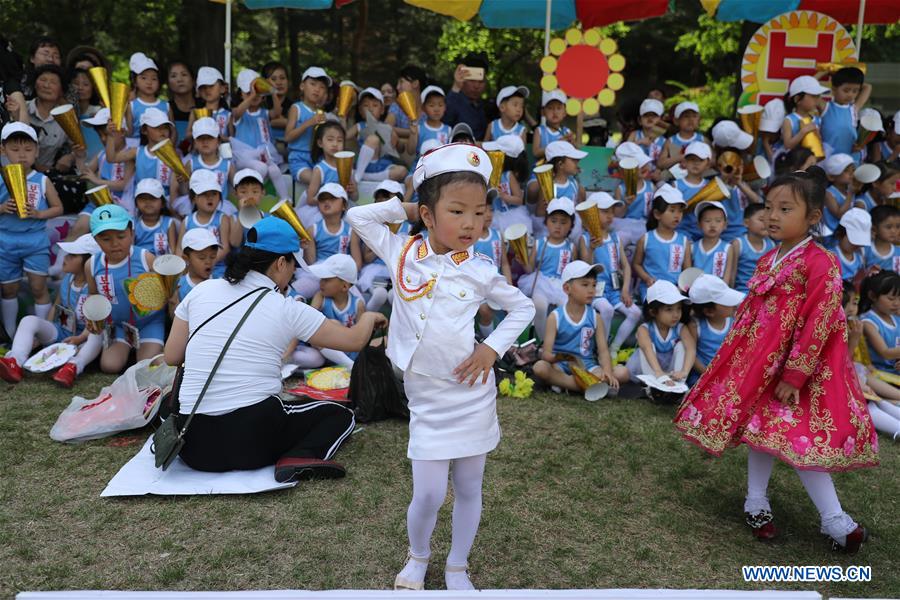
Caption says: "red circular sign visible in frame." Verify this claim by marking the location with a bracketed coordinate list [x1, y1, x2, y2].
[556, 45, 609, 99]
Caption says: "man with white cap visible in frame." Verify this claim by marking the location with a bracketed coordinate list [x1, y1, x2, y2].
[659, 101, 705, 170]
[822, 153, 856, 236]
[686, 273, 745, 384]
[830, 207, 872, 283]
[127, 52, 168, 142]
[532, 260, 619, 394]
[231, 68, 290, 202]
[627, 97, 667, 165]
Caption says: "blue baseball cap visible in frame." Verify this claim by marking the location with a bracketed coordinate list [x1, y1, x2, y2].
[90, 204, 133, 236]
[244, 216, 307, 268]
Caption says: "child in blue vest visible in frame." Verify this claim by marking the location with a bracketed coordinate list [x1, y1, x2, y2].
[856, 161, 899, 211]
[348, 87, 408, 184]
[357, 180, 409, 313]
[829, 208, 871, 283]
[819, 67, 872, 159]
[0, 123, 64, 339]
[133, 179, 177, 257]
[633, 184, 691, 302]
[231, 168, 266, 248]
[692, 201, 736, 283]
[105, 107, 180, 215]
[125, 53, 169, 144]
[175, 228, 220, 309]
[475, 199, 513, 340]
[865, 205, 900, 273]
[612, 142, 654, 253]
[674, 140, 713, 240]
[579, 192, 641, 356]
[483, 134, 530, 234]
[285, 66, 331, 184]
[532, 260, 618, 394]
[627, 98, 666, 171]
[308, 253, 367, 367]
[516, 197, 577, 340]
[731, 203, 775, 293]
[85, 204, 166, 373]
[176, 117, 234, 219]
[859, 270, 900, 376]
[305, 121, 358, 226]
[407, 85, 451, 159]
[292, 183, 358, 300]
[529, 141, 586, 240]
[231, 68, 290, 202]
[485, 85, 528, 142]
[758, 98, 786, 168]
[782, 75, 828, 153]
[822, 153, 856, 237]
[614, 280, 696, 388]
[178, 170, 231, 278]
[686, 274, 744, 385]
[659, 101, 706, 171]
[875, 110, 899, 162]
[192, 66, 231, 140]
[532, 90, 573, 160]
[0, 235, 103, 387]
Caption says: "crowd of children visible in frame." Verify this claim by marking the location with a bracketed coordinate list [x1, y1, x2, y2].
[0, 50, 898, 585]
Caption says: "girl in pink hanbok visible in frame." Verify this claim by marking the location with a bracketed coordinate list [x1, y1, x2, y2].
[673, 167, 878, 554]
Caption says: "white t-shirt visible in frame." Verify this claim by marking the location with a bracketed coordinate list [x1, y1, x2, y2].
[174, 270, 326, 415]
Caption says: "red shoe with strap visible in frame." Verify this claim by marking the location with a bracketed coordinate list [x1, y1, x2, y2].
[52, 362, 77, 388]
[831, 525, 868, 554]
[0, 356, 23, 383]
[745, 510, 778, 540]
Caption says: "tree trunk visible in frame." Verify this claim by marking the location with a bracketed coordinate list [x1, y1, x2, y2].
[350, 0, 369, 82]
[179, 0, 225, 71]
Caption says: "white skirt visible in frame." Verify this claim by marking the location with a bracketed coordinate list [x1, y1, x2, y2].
[403, 370, 501, 460]
[517, 272, 566, 306]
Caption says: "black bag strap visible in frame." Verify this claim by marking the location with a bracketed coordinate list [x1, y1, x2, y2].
[186, 286, 268, 346]
[179, 288, 269, 438]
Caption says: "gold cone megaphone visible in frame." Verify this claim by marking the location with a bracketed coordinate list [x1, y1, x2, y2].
[89, 66, 110, 108]
[152, 254, 186, 299]
[270, 198, 312, 242]
[337, 81, 357, 119]
[150, 139, 190, 182]
[816, 61, 866, 75]
[717, 150, 743, 176]
[396, 90, 418, 121]
[487, 150, 505, 189]
[51, 104, 86, 148]
[2, 163, 28, 218]
[741, 156, 771, 182]
[857, 112, 882, 148]
[253, 77, 273, 95]
[86, 184, 114, 206]
[239, 205, 263, 229]
[192, 108, 211, 121]
[737, 103, 763, 144]
[576, 199, 604, 242]
[504, 223, 529, 267]
[334, 151, 355, 189]
[619, 156, 640, 197]
[800, 116, 824, 158]
[533, 164, 554, 203]
[110, 81, 130, 131]
[686, 177, 730, 209]
[388, 220, 404, 234]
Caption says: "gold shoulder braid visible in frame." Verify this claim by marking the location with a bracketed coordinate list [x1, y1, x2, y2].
[396, 235, 436, 302]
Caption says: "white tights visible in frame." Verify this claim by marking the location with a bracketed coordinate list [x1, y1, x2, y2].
[531, 292, 551, 341]
[407, 454, 487, 567]
[744, 448, 857, 542]
[9, 316, 102, 374]
[593, 297, 642, 350]
[867, 400, 900, 437]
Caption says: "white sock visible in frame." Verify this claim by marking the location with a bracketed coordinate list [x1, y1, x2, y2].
[478, 321, 494, 337]
[611, 303, 642, 350]
[868, 401, 900, 437]
[268, 162, 289, 200]
[71, 333, 103, 375]
[34, 302, 51, 320]
[445, 567, 475, 591]
[355, 144, 376, 183]
[320, 347, 354, 368]
[744, 449, 775, 514]
[49, 251, 66, 278]
[366, 286, 389, 312]
[8, 315, 57, 364]
[2, 298, 19, 340]
[794, 468, 857, 543]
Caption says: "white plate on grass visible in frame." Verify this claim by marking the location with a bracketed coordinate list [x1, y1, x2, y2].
[24, 343, 77, 373]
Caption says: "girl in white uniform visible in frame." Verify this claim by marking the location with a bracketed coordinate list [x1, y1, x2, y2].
[346, 143, 534, 591]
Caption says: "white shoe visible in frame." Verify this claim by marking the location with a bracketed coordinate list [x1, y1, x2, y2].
[394, 549, 429, 591]
[445, 564, 475, 591]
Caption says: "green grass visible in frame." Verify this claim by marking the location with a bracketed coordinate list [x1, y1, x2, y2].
[1, 373, 898, 597]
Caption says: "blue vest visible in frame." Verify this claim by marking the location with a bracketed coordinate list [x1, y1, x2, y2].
[617, 178, 653, 220]
[860, 310, 900, 373]
[388, 102, 410, 130]
[129, 98, 170, 139]
[785, 112, 821, 138]
[640, 229, 688, 297]
[91, 246, 154, 324]
[721, 187, 748, 241]
[135, 146, 173, 199]
[633, 129, 666, 164]
[416, 119, 451, 156]
[474, 227, 503, 273]
[234, 109, 272, 148]
[675, 178, 705, 240]
[534, 237, 575, 279]
[824, 185, 850, 234]
[56, 273, 89, 336]
[692, 238, 730, 279]
[735, 235, 774, 293]
[642, 322, 683, 355]
[190, 155, 231, 197]
[696, 316, 732, 367]
[864, 243, 900, 273]
[537, 123, 570, 148]
[177, 273, 202, 302]
[134, 216, 174, 256]
[589, 231, 624, 306]
[186, 211, 225, 275]
[322, 293, 361, 328]
[667, 132, 704, 155]
[287, 101, 318, 154]
[829, 242, 865, 282]
[489, 119, 525, 140]
[313, 159, 340, 187]
[492, 171, 518, 212]
[553, 176, 580, 203]
[551, 304, 597, 363]
[0, 170, 49, 234]
[98, 150, 127, 202]
[820, 101, 857, 158]
[212, 107, 231, 138]
[313, 219, 352, 262]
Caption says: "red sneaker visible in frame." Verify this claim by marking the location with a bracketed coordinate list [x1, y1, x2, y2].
[52, 362, 77, 388]
[0, 356, 23, 383]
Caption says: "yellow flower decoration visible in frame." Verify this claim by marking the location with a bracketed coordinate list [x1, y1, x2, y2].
[125, 273, 167, 316]
[499, 370, 535, 399]
[540, 27, 626, 116]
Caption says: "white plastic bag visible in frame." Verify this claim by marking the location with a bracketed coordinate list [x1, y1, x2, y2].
[50, 355, 177, 443]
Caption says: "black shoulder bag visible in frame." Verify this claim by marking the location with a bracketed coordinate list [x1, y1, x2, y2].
[153, 287, 268, 470]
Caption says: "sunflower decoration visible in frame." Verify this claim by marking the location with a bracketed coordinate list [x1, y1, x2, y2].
[540, 27, 625, 117]
[125, 273, 168, 316]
